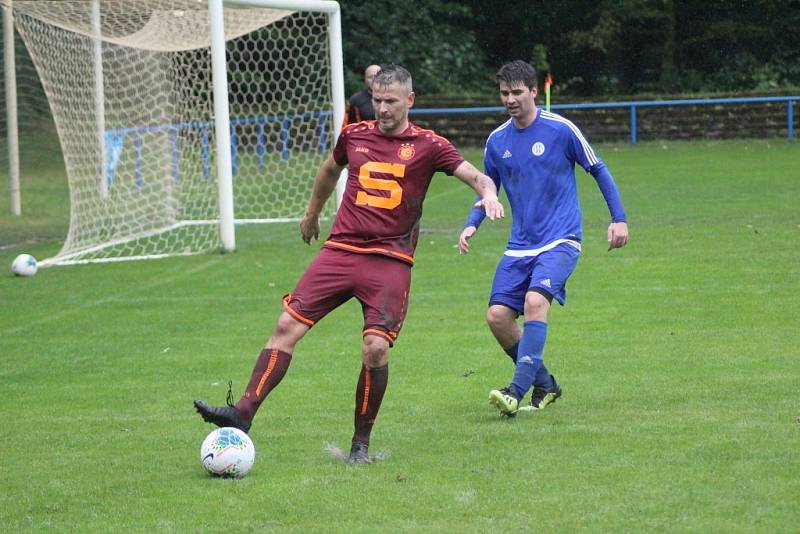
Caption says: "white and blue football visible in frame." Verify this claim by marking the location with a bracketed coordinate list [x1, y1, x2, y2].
[11, 254, 38, 277]
[200, 427, 255, 479]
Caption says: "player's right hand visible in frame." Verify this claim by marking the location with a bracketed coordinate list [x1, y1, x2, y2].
[458, 226, 477, 255]
[300, 214, 320, 244]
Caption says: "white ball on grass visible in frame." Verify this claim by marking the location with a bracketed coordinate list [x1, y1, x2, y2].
[11, 253, 38, 277]
[200, 427, 255, 479]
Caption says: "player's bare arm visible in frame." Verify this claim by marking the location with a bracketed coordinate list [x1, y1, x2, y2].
[453, 160, 504, 220]
[301, 156, 345, 244]
[607, 221, 629, 251]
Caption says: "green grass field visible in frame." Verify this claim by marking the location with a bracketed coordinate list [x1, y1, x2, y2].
[1, 138, 799, 532]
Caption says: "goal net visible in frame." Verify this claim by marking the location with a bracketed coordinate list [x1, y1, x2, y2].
[6, 0, 339, 265]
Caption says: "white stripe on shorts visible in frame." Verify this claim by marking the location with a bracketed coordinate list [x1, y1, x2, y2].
[503, 239, 582, 258]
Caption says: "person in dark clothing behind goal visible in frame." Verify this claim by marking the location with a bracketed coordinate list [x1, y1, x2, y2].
[346, 64, 380, 124]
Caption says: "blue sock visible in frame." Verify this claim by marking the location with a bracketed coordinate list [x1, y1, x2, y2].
[503, 342, 519, 363]
[533, 364, 553, 389]
[509, 321, 547, 399]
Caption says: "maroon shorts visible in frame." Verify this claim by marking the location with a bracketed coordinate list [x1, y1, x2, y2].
[282, 246, 412, 345]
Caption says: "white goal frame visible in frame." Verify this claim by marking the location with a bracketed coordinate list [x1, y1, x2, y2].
[210, 0, 345, 252]
[3, 0, 20, 216]
[2, 0, 346, 264]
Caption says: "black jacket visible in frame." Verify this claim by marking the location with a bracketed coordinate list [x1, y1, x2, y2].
[347, 89, 375, 123]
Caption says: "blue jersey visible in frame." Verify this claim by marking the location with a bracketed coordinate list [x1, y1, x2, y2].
[466, 110, 625, 252]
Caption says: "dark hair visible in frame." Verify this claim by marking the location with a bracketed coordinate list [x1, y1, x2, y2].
[373, 64, 413, 92]
[496, 60, 538, 89]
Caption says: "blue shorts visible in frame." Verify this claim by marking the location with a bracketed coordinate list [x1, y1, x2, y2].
[489, 243, 581, 313]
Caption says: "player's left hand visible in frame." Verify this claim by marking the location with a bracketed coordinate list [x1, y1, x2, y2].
[475, 197, 504, 221]
[300, 213, 320, 244]
[607, 222, 629, 250]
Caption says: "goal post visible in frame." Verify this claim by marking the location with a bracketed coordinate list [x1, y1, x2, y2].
[3, 0, 20, 215]
[3, 0, 344, 266]
[211, 0, 346, 253]
[208, 0, 235, 252]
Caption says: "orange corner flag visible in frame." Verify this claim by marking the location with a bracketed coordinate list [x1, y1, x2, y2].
[544, 73, 553, 111]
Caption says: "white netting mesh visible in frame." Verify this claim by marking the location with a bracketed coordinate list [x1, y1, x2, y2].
[6, 0, 334, 264]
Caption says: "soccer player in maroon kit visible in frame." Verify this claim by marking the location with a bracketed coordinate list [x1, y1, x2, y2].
[195, 64, 504, 464]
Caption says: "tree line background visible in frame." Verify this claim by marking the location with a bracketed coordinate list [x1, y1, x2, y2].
[339, 0, 800, 99]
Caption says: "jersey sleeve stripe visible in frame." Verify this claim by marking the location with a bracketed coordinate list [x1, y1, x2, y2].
[541, 111, 599, 166]
[486, 119, 512, 146]
[411, 125, 453, 144]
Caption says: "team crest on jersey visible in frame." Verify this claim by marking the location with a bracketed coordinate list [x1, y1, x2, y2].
[531, 142, 546, 156]
[397, 143, 416, 160]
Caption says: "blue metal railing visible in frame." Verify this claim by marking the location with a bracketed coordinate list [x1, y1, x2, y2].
[106, 95, 797, 188]
[105, 111, 331, 186]
[409, 95, 800, 144]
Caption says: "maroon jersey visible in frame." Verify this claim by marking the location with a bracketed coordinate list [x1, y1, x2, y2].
[327, 121, 464, 265]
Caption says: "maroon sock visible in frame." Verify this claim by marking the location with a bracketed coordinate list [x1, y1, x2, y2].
[352, 363, 389, 447]
[235, 348, 292, 426]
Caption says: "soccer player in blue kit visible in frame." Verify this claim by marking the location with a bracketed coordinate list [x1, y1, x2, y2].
[458, 60, 629, 416]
